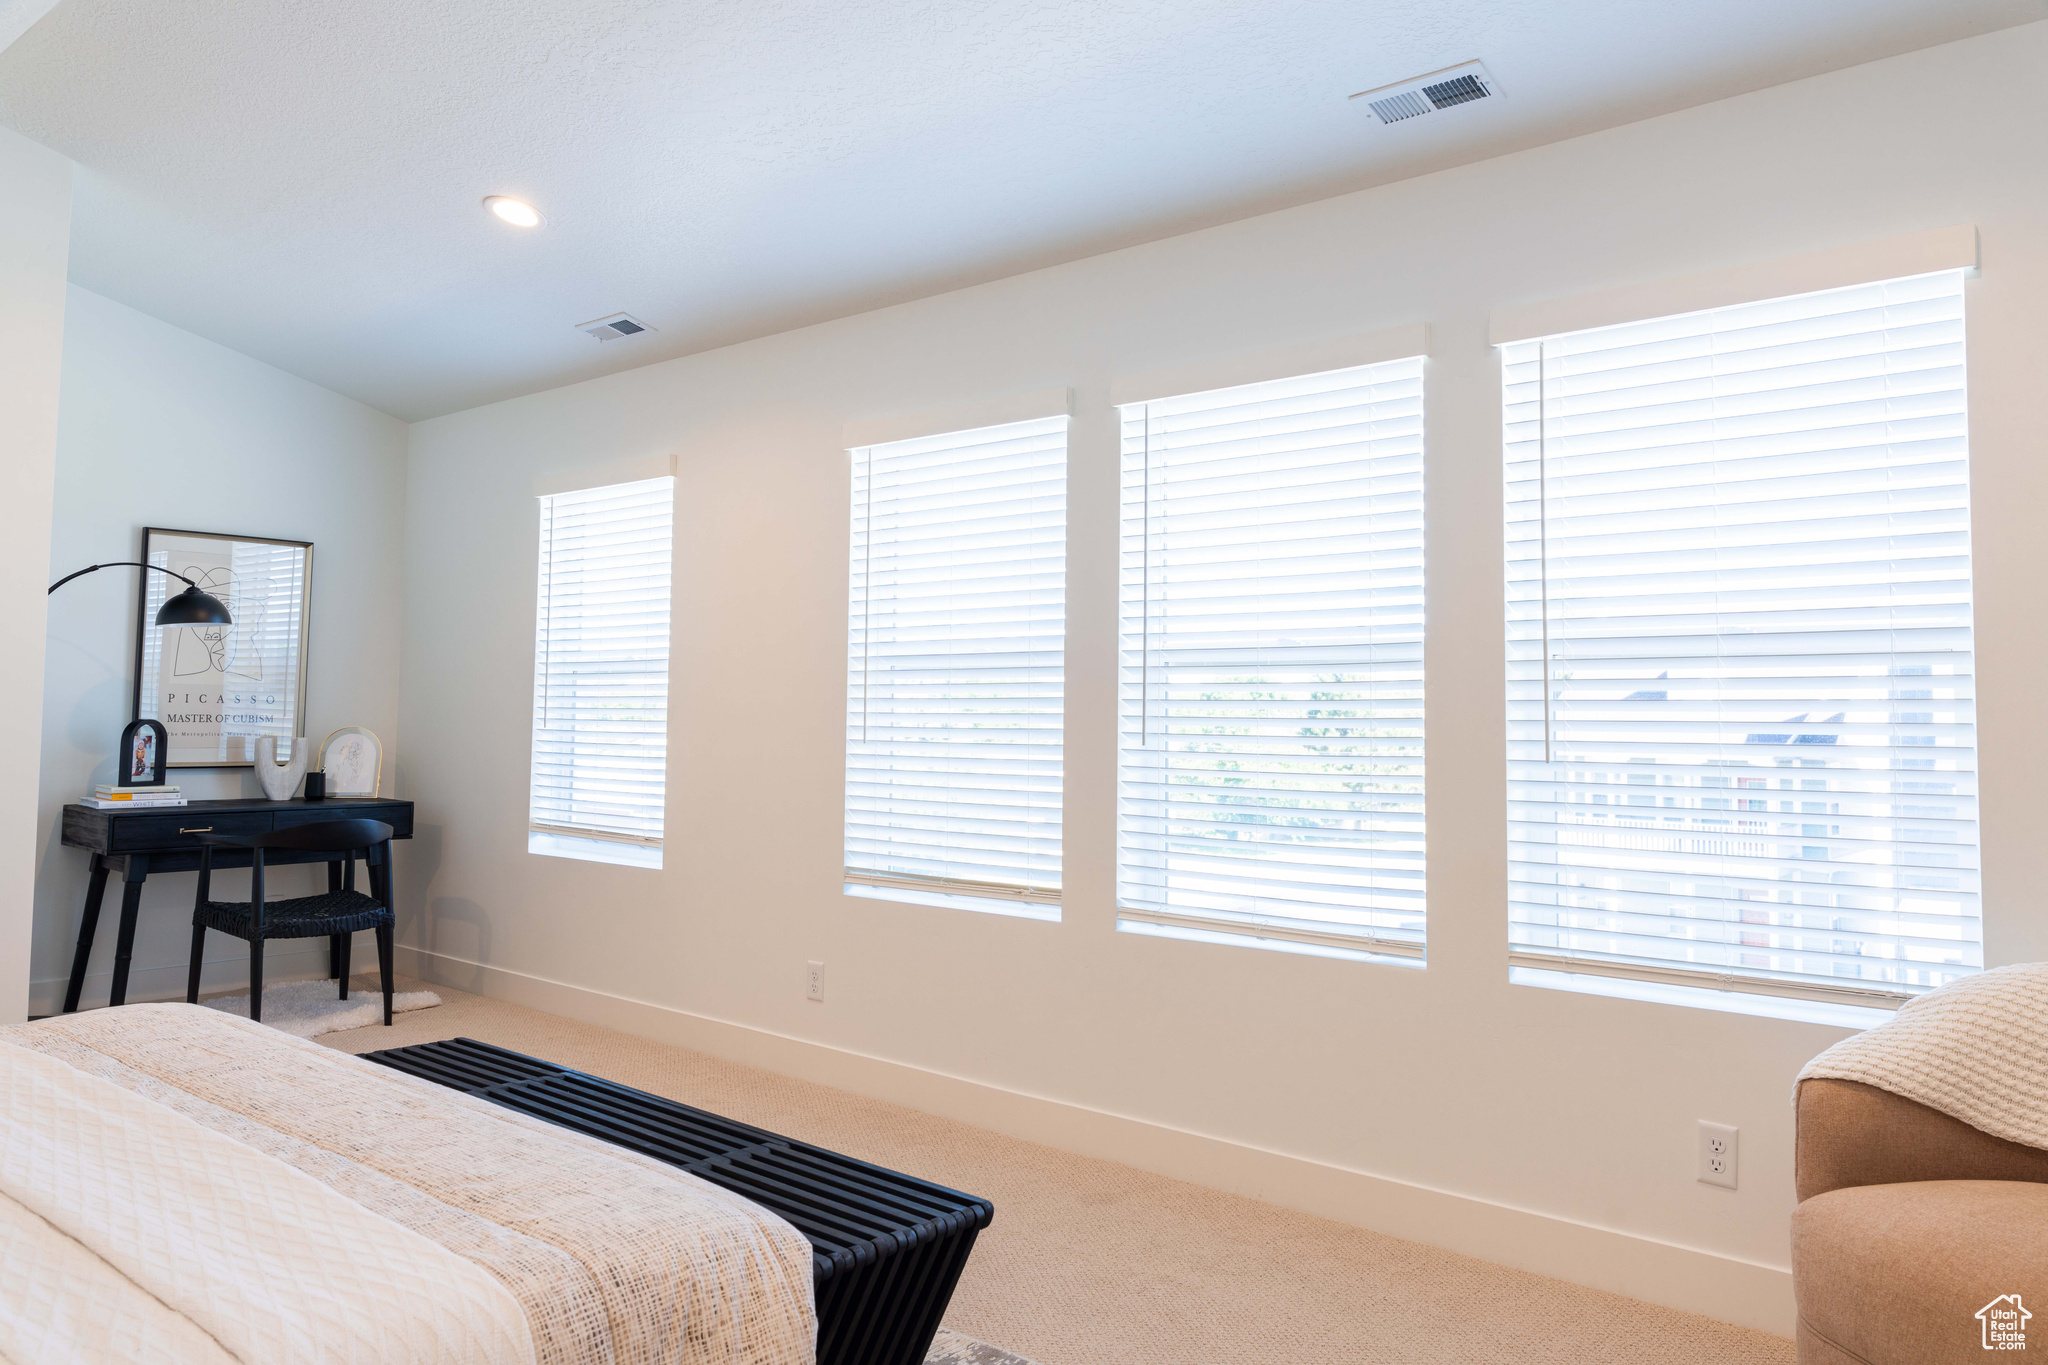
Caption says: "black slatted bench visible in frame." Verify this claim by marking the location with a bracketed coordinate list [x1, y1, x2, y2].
[363, 1037, 992, 1365]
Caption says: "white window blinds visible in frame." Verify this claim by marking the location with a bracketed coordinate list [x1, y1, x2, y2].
[530, 476, 675, 851]
[1117, 358, 1426, 958]
[1503, 270, 1978, 1010]
[846, 415, 1067, 910]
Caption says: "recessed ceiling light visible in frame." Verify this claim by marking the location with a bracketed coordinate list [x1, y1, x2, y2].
[483, 195, 543, 228]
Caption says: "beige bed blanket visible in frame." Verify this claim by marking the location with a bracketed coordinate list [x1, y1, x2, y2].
[0, 1035, 535, 1365]
[1, 1005, 817, 1365]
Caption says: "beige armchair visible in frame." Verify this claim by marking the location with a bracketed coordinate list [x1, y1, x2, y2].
[1793, 1076, 2048, 1362]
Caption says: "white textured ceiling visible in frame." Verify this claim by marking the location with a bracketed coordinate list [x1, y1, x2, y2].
[0, 0, 62, 54]
[0, 0, 2036, 420]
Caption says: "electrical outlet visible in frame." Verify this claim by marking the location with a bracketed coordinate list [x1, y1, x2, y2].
[806, 960, 824, 1002]
[1698, 1121, 1738, 1189]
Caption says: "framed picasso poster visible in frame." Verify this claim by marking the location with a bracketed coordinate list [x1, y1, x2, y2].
[132, 527, 313, 768]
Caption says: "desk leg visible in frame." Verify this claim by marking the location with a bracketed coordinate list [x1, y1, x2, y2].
[107, 858, 148, 1008]
[61, 859, 112, 1013]
[327, 861, 343, 979]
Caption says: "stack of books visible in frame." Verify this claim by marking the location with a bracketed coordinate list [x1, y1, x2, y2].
[81, 785, 187, 810]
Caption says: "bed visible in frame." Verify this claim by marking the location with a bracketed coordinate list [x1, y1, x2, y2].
[0, 1003, 970, 1365]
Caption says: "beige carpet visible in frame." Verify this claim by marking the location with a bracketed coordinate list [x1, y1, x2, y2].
[319, 979, 1794, 1365]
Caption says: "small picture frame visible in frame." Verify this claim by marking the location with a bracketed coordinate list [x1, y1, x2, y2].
[118, 718, 168, 788]
[319, 727, 382, 798]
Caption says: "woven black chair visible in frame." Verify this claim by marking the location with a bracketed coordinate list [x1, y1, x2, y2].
[184, 819, 397, 1025]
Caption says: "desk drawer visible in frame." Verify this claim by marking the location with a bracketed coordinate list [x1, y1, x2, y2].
[110, 810, 274, 852]
[273, 803, 412, 839]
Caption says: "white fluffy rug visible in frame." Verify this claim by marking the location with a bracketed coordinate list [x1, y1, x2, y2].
[925, 1329, 1037, 1364]
[202, 979, 441, 1038]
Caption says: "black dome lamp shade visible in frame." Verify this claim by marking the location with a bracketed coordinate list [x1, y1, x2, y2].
[152, 582, 234, 626]
[47, 561, 233, 627]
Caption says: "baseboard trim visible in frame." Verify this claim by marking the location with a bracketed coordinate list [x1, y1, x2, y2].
[28, 945, 337, 1017]
[397, 944, 1795, 1336]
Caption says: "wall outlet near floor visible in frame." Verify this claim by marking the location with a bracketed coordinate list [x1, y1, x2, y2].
[806, 960, 825, 1002]
[1698, 1120, 1738, 1189]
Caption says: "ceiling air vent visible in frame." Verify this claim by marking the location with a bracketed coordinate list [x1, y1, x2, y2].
[578, 312, 654, 342]
[1351, 61, 1499, 126]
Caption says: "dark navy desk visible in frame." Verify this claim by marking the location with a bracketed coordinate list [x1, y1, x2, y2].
[58, 796, 414, 1012]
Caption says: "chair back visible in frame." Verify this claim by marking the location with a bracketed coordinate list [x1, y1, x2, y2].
[185, 819, 400, 1021]
[196, 819, 394, 854]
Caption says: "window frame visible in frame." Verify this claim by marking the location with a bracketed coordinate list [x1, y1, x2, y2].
[843, 414, 1069, 918]
[1113, 356, 1429, 962]
[528, 475, 676, 869]
[1498, 269, 1980, 1020]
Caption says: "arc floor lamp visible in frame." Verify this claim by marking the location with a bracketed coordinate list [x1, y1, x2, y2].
[47, 561, 233, 626]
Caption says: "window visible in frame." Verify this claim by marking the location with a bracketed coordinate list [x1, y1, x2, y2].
[529, 476, 675, 868]
[845, 415, 1067, 915]
[1503, 270, 1978, 1015]
[1117, 357, 1426, 959]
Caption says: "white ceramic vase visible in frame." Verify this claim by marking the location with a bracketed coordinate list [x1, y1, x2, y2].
[255, 735, 310, 801]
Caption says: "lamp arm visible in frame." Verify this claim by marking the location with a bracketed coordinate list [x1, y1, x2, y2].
[47, 562, 199, 596]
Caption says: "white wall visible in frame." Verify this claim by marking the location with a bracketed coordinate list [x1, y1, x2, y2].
[0, 124, 70, 1022]
[399, 24, 2048, 1334]
[31, 286, 409, 1013]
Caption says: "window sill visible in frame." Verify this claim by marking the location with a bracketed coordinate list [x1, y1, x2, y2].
[528, 830, 663, 870]
[1118, 915, 1425, 967]
[843, 882, 1059, 921]
[1509, 964, 1894, 1029]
